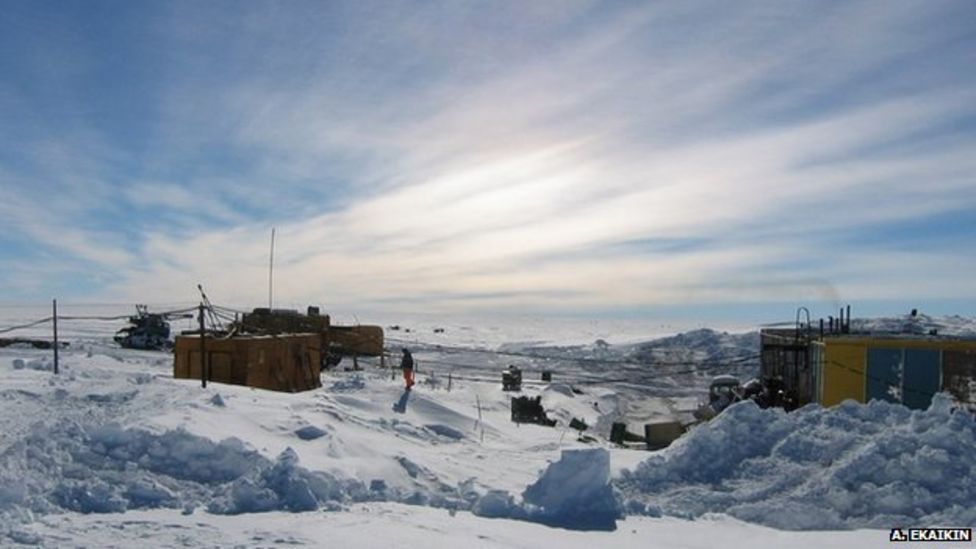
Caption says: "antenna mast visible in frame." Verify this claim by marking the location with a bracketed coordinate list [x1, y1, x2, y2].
[269, 227, 276, 310]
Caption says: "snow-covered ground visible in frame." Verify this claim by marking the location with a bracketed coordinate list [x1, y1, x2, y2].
[1, 308, 974, 547]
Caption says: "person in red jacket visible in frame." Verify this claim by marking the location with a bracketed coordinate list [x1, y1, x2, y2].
[400, 348, 415, 390]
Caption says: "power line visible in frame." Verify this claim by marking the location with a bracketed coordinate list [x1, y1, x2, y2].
[4, 306, 968, 407]
[0, 306, 203, 335]
[397, 338, 973, 407]
[399, 347, 757, 389]
[0, 316, 53, 334]
[0, 301, 200, 309]
[387, 336, 759, 369]
[56, 314, 133, 321]
[49, 306, 200, 322]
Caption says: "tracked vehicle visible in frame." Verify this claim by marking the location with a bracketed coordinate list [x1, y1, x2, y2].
[114, 305, 175, 350]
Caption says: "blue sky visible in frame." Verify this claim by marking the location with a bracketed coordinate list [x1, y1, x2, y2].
[1, 0, 975, 321]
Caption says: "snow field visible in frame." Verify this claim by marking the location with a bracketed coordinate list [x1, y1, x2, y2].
[0, 345, 629, 539]
[3, 313, 976, 546]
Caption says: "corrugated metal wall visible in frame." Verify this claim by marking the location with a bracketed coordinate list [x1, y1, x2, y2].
[902, 349, 940, 410]
[818, 337, 976, 409]
[820, 343, 866, 407]
[866, 347, 902, 404]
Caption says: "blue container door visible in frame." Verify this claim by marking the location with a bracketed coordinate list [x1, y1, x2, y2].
[866, 348, 903, 403]
[902, 349, 940, 410]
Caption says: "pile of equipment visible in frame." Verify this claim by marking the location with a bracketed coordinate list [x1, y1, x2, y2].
[502, 365, 522, 391]
[510, 395, 556, 426]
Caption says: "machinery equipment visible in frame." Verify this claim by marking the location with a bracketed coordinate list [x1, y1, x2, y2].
[114, 305, 189, 350]
[502, 365, 522, 391]
[233, 306, 384, 370]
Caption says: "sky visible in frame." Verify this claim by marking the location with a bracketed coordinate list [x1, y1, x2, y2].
[1, 0, 975, 322]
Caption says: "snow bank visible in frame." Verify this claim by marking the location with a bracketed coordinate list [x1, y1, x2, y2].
[472, 448, 621, 531]
[0, 421, 365, 520]
[617, 394, 976, 530]
[0, 417, 485, 528]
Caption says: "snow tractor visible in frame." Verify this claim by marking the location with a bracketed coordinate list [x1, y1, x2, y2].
[114, 305, 177, 350]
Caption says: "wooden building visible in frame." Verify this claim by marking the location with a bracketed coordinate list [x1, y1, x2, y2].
[173, 334, 321, 393]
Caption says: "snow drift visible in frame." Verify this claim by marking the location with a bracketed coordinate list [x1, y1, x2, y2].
[473, 448, 622, 531]
[617, 393, 976, 530]
[0, 421, 366, 520]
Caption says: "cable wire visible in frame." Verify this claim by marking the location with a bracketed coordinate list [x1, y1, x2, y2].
[0, 316, 53, 334]
[387, 335, 760, 369]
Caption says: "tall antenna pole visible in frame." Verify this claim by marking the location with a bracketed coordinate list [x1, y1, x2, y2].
[269, 227, 276, 310]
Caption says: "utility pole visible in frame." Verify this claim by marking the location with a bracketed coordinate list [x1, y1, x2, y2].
[199, 303, 207, 389]
[269, 227, 276, 310]
[52, 299, 59, 375]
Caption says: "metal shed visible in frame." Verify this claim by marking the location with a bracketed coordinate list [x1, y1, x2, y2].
[816, 335, 976, 409]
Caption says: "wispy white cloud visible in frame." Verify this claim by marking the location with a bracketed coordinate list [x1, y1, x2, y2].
[3, 1, 975, 313]
[0, 176, 132, 269]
